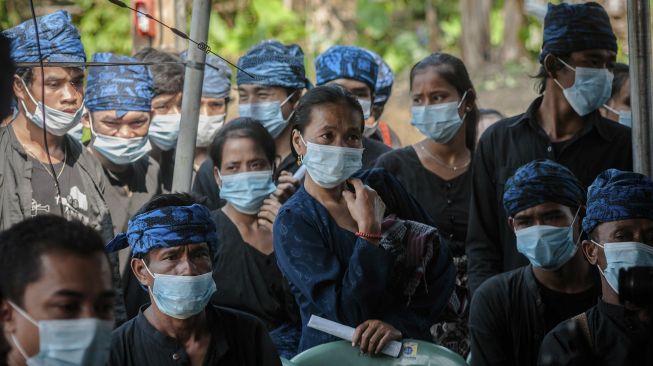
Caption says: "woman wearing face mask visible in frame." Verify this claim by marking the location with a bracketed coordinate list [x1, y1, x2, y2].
[374, 53, 478, 356]
[209, 118, 300, 359]
[274, 85, 455, 355]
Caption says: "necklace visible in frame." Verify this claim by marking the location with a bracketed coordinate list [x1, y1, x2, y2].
[419, 142, 470, 172]
[26, 144, 67, 180]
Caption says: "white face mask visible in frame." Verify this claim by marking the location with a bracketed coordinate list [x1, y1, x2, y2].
[8, 301, 113, 366]
[196, 114, 225, 147]
[363, 120, 379, 138]
[20, 79, 84, 136]
[357, 98, 372, 120]
[89, 113, 152, 165]
[148, 113, 181, 151]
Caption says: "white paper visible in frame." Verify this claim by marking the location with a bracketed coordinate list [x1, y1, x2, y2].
[307, 315, 402, 357]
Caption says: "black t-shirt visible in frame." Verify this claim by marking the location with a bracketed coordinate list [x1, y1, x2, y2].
[29, 155, 91, 225]
[374, 146, 470, 253]
[210, 209, 299, 330]
[109, 304, 282, 366]
[362, 136, 391, 168]
[537, 280, 600, 331]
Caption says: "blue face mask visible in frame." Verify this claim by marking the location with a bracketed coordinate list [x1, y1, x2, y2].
[515, 225, 578, 270]
[143, 261, 217, 319]
[603, 104, 632, 127]
[8, 301, 113, 366]
[148, 114, 181, 151]
[410, 91, 468, 144]
[67, 123, 84, 142]
[219, 170, 276, 214]
[300, 134, 364, 189]
[592, 241, 653, 294]
[357, 99, 372, 120]
[555, 59, 613, 117]
[90, 114, 152, 165]
[238, 92, 295, 138]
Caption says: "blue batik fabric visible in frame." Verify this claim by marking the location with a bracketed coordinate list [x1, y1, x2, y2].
[315, 45, 378, 91]
[236, 39, 309, 90]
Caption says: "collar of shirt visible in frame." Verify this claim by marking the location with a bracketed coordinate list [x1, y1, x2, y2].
[507, 96, 615, 143]
[135, 304, 229, 362]
[597, 299, 648, 334]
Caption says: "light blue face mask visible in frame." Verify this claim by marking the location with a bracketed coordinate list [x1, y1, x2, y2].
[90, 114, 152, 165]
[357, 98, 372, 120]
[8, 301, 113, 366]
[555, 59, 614, 117]
[219, 170, 276, 214]
[410, 91, 468, 144]
[300, 134, 364, 189]
[148, 114, 181, 151]
[238, 92, 296, 138]
[592, 241, 653, 294]
[143, 261, 217, 319]
[67, 123, 84, 142]
[515, 208, 580, 270]
[603, 104, 632, 127]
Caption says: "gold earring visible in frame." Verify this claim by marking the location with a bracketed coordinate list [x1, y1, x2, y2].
[297, 154, 303, 165]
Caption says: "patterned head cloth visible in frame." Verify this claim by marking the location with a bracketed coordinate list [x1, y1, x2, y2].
[539, 2, 617, 63]
[106, 204, 218, 256]
[365, 49, 394, 107]
[180, 51, 232, 99]
[503, 159, 585, 217]
[582, 169, 653, 234]
[85, 53, 153, 114]
[237, 40, 309, 89]
[3, 10, 85, 64]
[315, 45, 378, 92]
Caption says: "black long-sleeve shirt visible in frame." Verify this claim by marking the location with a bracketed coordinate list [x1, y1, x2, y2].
[466, 97, 632, 294]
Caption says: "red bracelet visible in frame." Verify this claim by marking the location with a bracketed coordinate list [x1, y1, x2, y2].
[355, 231, 383, 240]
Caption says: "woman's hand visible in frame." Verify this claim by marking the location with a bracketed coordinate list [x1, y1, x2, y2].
[258, 197, 282, 231]
[352, 320, 402, 355]
[342, 178, 385, 240]
[272, 171, 300, 204]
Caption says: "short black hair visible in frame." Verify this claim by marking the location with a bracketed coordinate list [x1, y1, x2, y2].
[209, 117, 276, 169]
[133, 47, 184, 96]
[0, 215, 106, 307]
[409, 52, 479, 151]
[611, 63, 629, 98]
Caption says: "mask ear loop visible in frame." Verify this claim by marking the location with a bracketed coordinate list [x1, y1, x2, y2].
[6, 300, 39, 361]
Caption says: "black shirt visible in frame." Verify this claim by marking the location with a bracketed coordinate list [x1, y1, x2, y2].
[210, 209, 299, 330]
[109, 304, 282, 366]
[374, 146, 470, 252]
[468, 265, 599, 366]
[159, 149, 175, 192]
[466, 97, 632, 294]
[537, 280, 597, 331]
[538, 300, 651, 366]
[362, 136, 391, 168]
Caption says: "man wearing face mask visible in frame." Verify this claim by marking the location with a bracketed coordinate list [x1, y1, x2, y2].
[538, 169, 653, 366]
[0, 11, 113, 238]
[179, 52, 232, 173]
[364, 49, 402, 148]
[469, 160, 599, 366]
[314, 45, 392, 168]
[192, 40, 305, 210]
[466, 2, 633, 296]
[600, 63, 630, 127]
[134, 48, 185, 192]
[0, 215, 116, 366]
[107, 193, 281, 365]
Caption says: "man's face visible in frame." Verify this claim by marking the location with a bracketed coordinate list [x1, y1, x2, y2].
[326, 78, 374, 126]
[87, 110, 151, 139]
[586, 219, 653, 270]
[237, 84, 295, 120]
[133, 243, 212, 289]
[14, 67, 84, 114]
[2, 252, 114, 358]
[552, 49, 617, 90]
[606, 77, 631, 121]
[200, 97, 227, 116]
[151, 92, 181, 117]
[510, 202, 576, 234]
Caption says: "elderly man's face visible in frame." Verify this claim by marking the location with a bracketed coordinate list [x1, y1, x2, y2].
[132, 243, 212, 289]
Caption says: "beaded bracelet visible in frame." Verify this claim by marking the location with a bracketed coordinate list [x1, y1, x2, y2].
[355, 231, 383, 240]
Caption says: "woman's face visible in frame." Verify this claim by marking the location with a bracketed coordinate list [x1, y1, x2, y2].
[411, 67, 462, 107]
[216, 137, 272, 177]
[292, 102, 363, 156]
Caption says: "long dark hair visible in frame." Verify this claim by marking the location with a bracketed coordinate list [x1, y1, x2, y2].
[410, 52, 479, 150]
[209, 117, 276, 168]
[290, 85, 364, 159]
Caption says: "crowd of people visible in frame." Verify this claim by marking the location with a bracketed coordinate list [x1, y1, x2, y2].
[0, 2, 649, 366]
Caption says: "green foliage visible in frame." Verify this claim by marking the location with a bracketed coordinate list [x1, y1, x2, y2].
[76, 0, 131, 57]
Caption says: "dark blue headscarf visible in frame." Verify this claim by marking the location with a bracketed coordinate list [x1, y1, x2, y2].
[106, 204, 218, 256]
[503, 159, 585, 217]
[85, 53, 153, 113]
[3, 10, 85, 64]
[181, 51, 231, 99]
[315, 45, 378, 92]
[539, 2, 617, 63]
[236, 40, 309, 90]
[583, 169, 653, 234]
[365, 49, 394, 107]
